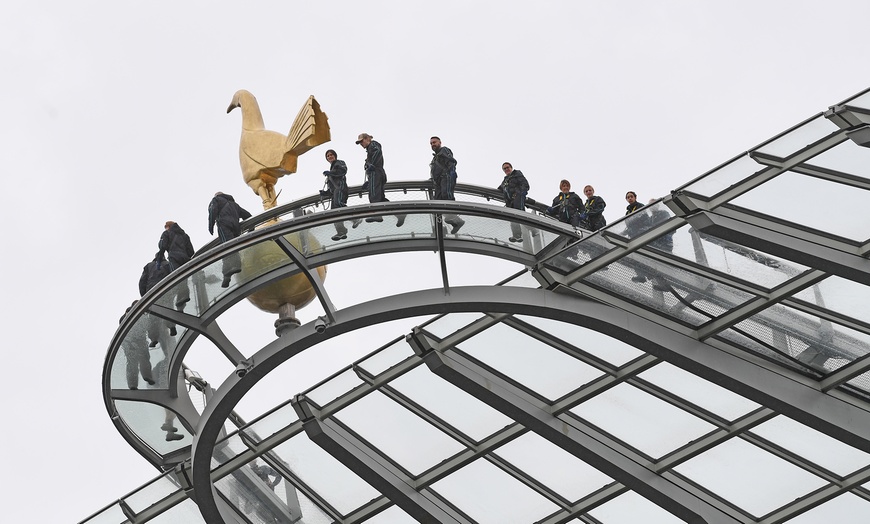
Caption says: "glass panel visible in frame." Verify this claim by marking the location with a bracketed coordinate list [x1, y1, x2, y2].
[290, 488, 336, 524]
[662, 227, 807, 289]
[112, 313, 171, 391]
[145, 497, 207, 523]
[545, 233, 615, 274]
[124, 471, 184, 513]
[272, 435, 380, 515]
[793, 275, 870, 326]
[357, 339, 415, 377]
[588, 490, 684, 524]
[674, 438, 827, 518]
[584, 251, 757, 327]
[731, 171, 870, 242]
[155, 238, 294, 316]
[493, 432, 612, 502]
[212, 433, 251, 467]
[736, 304, 870, 374]
[422, 312, 490, 339]
[306, 369, 364, 408]
[717, 329, 812, 374]
[363, 504, 416, 523]
[843, 89, 870, 109]
[114, 401, 191, 456]
[242, 403, 300, 444]
[750, 416, 870, 476]
[755, 115, 836, 158]
[389, 367, 514, 442]
[429, 458, 560, 524]
[570, 383, 716, 459]
[616, 201, 674, 240]
[333, 390, 466, 475]
[215, 456, 311, 524]
[787, 492, 870, 523]
[455, 323, 605, 401]
[301, 210, 565, 256]
[682, 154, 770, 198]
[302, 214, 436, 256]
[80, 503, 128, 524]
[846, 369, 870, 395]
[804, 138, 870, 180]
[500, 268, 541, 288]
[638, 362, 760, 422]
[516, 315, 644, 367]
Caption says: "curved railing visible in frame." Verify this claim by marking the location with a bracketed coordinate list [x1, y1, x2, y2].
[103, 184, 581, 469]
[96, 184, 870, 524]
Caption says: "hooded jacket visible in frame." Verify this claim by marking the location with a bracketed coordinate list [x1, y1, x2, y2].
[208, 193, 252, 239]
[498, 169, 530, 210]
[158, 223, 195, 266]
[139, 253, 171, 296]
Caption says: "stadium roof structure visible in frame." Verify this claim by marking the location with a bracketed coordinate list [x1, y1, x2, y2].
[85, 88, 870, 524]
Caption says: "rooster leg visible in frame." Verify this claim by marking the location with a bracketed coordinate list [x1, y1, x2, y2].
[259, 183, 278, 210]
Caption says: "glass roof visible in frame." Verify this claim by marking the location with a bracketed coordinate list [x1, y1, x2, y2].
[85, 89, 870, 523]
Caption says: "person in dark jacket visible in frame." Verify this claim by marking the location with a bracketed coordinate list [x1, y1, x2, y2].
[578, 185, 607, 231]
[139, 252, 171, 297]
[624, 191, 644, 215]
[622, 191, 652, 240]
[356, 133, 405, 227]
[322, 149, 351, 240]
[208, 192, 252, 287]
[497, 162, 530, 242]
[139, 252, 176, 343]
[430, 136, 465, 234]
[545, 180, 583, 226]
[158, 221, 195, 306]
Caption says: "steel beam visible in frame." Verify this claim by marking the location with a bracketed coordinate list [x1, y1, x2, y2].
[292, 395, 472, 524]
[413, 338, 745, 524]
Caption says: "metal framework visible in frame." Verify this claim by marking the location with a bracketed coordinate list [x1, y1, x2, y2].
[84, 88, 870, 524]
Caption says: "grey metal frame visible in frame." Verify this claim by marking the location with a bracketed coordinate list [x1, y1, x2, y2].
[96, 114, 870, 524]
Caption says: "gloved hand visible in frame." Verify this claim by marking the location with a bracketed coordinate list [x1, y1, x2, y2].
[546, 206, 555, 214]
[156, 261, 162, 270]
[322, 170, 331, 176]
[361, 181, 370, 192]
[577, 213, 588, 221]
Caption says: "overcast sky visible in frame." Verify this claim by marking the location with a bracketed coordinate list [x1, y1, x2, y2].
[4, 1, 870, 521]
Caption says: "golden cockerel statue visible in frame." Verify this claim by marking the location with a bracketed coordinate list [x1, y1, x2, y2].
[227, 90, 331, 210]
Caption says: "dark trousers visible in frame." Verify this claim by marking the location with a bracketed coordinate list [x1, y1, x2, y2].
[216, 225, 242, 277]
[434, 171, 462, 226]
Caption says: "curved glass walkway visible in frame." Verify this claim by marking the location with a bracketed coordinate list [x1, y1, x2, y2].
[83, 88, 870, 523]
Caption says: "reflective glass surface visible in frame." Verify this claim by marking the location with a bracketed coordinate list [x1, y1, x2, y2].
[454, 323, 606, 401]
[737, 303, 870, 374]
[429, 458, 561, 524]
[682, 154, 770, 198]
[271, 435, 380, 516]
[754, 115, 836, 158]
[100, 100, 870, 524]
[114, 400, 191, 455]
[731, 171, 870, 242]
[570, 383, 717, 459]
[638, 362, 760, 421]
[792, 275, 870, 326]
[335, 391, 466, 475]
[804, 138, 870, 179]
[674, 438, 828, 517]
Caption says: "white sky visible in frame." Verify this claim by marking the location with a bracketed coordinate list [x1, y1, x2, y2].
[3, 1, 870, 521]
